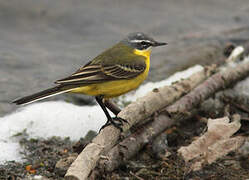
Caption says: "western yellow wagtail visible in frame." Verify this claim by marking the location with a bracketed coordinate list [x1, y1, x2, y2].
[13, 32, 167, 131]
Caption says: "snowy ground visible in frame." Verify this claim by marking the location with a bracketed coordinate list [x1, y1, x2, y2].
[0, 65, 203, 164]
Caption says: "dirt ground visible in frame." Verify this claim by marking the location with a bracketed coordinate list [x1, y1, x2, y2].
[1, 102, 248, 179]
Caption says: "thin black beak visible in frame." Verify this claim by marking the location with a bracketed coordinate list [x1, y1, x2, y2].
[153, 41, 168, 47]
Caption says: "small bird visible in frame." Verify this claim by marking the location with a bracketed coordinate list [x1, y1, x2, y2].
[13, 32, 167, 131]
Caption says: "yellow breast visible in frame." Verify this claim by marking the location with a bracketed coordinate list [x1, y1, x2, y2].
[132, 48, 151, 86]
[70, 49, 151, 98]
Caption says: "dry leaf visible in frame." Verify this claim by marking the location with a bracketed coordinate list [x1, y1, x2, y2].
[178, 115, 245, 171]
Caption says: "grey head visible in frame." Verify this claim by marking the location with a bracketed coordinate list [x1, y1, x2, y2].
[121, 32, 167, 50]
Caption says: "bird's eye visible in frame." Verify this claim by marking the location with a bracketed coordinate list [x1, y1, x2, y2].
[140, 41, 150, 46]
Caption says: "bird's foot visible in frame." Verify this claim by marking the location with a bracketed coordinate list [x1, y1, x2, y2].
[112, 117, 129, 125]
[99, 121, 111, 132]
[99, 117, 129, 132]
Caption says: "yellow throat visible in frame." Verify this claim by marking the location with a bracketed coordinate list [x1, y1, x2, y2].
[134, 48, 151, 58]
[134, 48, 151, 67]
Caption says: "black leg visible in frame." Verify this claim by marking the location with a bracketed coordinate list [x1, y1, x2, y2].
[103, 99, 121, 116]
[95, 96, 127, 132]
[95, 96, 112, 120]
[103, 99, 129, 125]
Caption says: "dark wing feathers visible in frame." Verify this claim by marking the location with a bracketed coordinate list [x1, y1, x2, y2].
[55, 61, 146, 85]
[103, 64, 145, 78]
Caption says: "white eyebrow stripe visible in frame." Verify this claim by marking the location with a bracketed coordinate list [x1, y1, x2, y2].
[129, 39, 152, 43]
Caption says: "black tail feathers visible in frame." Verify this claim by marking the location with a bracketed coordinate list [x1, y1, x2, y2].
[12, 86, 72, 105]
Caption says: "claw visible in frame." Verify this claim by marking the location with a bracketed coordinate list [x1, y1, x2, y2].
[111, 121, 123, 132]
[99, 121, 111, 132]
[113, 117, 129, 125]
[99, 117, 128, 132]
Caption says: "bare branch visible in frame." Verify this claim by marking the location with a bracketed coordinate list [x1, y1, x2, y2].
[65, 67, 208, 179]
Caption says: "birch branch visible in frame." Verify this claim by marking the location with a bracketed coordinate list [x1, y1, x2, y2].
[65, 67, 209, 180]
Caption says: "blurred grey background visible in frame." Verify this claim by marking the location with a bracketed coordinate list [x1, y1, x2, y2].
[1, 0, 249, 115]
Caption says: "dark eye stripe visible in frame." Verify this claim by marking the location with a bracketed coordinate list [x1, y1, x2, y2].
[141, 41, 151, 45]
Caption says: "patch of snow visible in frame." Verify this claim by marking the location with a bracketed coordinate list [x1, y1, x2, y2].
[233, 55, 249, 96]
[0, 141, 23, 163]
[227, 46, 244, 62]
[0, 102, 106, 163]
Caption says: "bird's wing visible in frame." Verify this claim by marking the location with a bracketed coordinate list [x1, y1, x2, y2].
[55, 59, 146, 85]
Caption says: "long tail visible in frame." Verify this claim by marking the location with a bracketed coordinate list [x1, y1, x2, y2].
[12, 86, 74, 105]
